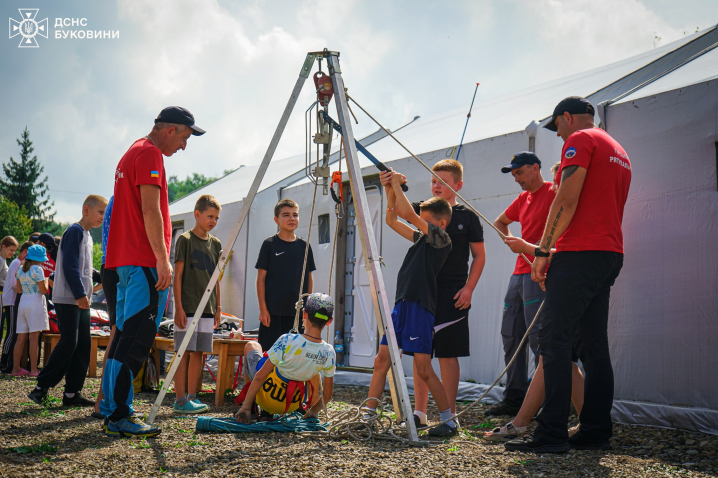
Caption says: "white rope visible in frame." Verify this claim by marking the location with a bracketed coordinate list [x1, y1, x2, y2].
[316, 95, 548, 439]
[347, 95, 532, 266]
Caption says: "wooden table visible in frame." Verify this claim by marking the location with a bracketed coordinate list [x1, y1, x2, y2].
[42, 334, 110, 378]
[152, 337, 248, 406]
[42, 334, 248, 406]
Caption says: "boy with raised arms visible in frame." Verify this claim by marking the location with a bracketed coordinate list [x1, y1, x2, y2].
[367, 169, 457, 437]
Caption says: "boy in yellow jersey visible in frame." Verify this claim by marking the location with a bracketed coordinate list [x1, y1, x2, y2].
[234, 293, 336, 422]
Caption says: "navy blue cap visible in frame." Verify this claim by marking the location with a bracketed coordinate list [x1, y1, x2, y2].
[544, 96, 595, 132]
[501, 152, 541, 173]
[155, 106, 205, 136]
[38, 233, 55, 249]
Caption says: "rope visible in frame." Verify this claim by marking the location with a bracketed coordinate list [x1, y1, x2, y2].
[325, 100, 346, 341]
[319, 94, 548, 440]
[196, 412, 328, 433]
[346, 94, 532, 266]
[291, 137, 321, 334]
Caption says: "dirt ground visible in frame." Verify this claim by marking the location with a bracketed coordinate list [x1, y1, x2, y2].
[1, 353, 717, 478]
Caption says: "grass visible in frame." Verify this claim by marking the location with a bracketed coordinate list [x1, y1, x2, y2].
[471, 418, 494, 429]
[447, 445, 460, 452]
[129, 437, 151, 449]
[187, 435, 209, 446]
[8, 444, 58, 454]
[514, 459, 536, 465]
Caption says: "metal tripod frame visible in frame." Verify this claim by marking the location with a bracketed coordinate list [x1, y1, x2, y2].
[147, 50, 420, 443]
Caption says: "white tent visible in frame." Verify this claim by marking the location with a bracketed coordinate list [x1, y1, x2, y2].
[170, 26, 718, 433]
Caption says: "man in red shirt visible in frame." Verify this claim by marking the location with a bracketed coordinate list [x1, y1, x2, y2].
[506, 96, 631, 453]
[101, 106, 205, 438]
[489, 152, 554, 417]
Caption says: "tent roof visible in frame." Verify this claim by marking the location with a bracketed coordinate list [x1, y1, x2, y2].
[171, 26, 717, 215]
[615, 45, 718, 103]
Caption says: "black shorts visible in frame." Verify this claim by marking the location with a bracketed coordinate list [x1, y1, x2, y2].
[433, 285, 471, 358]
[100, 265, 119, 327]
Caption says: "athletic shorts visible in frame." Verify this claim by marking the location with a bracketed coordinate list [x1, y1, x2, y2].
[243, 350, 264, 381]
[17, 294, 48, 334]
[242, 351, 305, 415]
[100, 265, 119, 327]
[380, 300, 434, 355]
[173, 313, 214, 353]
[432, 285, 471, 358]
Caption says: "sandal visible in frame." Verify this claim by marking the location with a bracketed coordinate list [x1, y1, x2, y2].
[483, 421, 530, 440]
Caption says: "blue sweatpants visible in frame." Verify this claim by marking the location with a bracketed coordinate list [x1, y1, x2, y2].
[100, 266, 168, 421]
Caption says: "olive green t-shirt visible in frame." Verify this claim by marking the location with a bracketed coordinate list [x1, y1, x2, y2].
[175, 230, 222, 315]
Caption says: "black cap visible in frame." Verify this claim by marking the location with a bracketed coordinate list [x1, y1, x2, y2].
[154, 106, 205, 136]
[501, 152, 541, 173]
[38, 233, 55, 249]
[544, 96, 595, 132]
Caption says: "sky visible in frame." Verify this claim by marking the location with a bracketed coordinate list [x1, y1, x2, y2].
[1, 0, 715, 223]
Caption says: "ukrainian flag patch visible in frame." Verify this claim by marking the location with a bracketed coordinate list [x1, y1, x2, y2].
[150, 171, 159, 178]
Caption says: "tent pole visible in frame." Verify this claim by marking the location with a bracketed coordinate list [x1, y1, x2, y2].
[147, 52, 317, 424]
[328, 52, 420, 443]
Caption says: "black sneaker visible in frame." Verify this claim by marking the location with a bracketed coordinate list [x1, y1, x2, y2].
[568, 430, 612, 450]
[63, 393, 95, 407]
[505, 433, 571, 454]
[414, 414, 428, 430]
[485, 400, 522, 417]
[27, 387, 48, 406]
[428, 423, 459, 438]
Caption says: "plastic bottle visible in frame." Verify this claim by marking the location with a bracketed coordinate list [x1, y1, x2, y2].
[334, 331, 344, 366]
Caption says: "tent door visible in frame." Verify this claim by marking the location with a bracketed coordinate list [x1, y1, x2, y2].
[344, 183, 383, 368]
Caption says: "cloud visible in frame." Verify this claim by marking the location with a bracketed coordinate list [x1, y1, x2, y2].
[515, 0, 682, 74]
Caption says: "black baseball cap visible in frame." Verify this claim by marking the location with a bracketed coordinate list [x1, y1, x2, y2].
[155, 106, 205, 136]
[544, 96, 595, 132]
[38, 233, 56, 249]
[501, 152, 541, 173]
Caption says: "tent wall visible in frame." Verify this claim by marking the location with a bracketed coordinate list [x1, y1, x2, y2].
[169, 202, 248, 321]
[604, 79, 718, 434]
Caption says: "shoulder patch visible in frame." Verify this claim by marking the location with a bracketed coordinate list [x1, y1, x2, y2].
[564, 147, 577, 159]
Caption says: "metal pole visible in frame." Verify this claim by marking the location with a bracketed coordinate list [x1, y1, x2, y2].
[147, 53, 317, 424]
[328, 52, 420, 443]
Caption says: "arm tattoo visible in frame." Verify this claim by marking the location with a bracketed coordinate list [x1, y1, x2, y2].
[544, 206, 565, 251]
[562, 165, 579, 181]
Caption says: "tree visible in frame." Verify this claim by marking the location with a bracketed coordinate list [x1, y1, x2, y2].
[0, 195, 33, 242]
[0, 127, 55, 230]
[167, 172, 217, 203]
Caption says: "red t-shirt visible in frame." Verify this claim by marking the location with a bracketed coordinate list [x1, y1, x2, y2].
[504, 182, 555, 275]
[41, 257, 55, 278]
[106, 138, 171, 269]
[556, 128, 631, 253]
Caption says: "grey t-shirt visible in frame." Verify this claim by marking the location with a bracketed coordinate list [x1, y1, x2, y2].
[394, 223, 452, 315]
[175, 230, 222, 315]
[0, 258, 7, 289]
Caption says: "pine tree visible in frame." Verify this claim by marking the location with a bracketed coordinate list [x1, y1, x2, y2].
[0, 195, 33, 241]
[0, 127, 55, 229]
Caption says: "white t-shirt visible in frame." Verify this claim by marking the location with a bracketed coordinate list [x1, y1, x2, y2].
[2, 259, 22, 307]
[267, 333, 336, 382]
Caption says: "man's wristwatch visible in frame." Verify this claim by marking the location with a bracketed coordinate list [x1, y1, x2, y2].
[534, 247, 551, 258]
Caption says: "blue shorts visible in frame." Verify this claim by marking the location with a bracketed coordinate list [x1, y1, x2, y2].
[380, 300, 434, 355]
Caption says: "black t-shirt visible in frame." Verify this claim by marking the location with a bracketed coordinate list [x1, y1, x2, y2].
[412, 201, 484, 287]
[395, 223, 452, 315]
[255, 235, 316, 316]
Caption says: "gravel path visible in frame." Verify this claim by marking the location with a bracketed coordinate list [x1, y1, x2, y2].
[1, 364, 717, 477]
